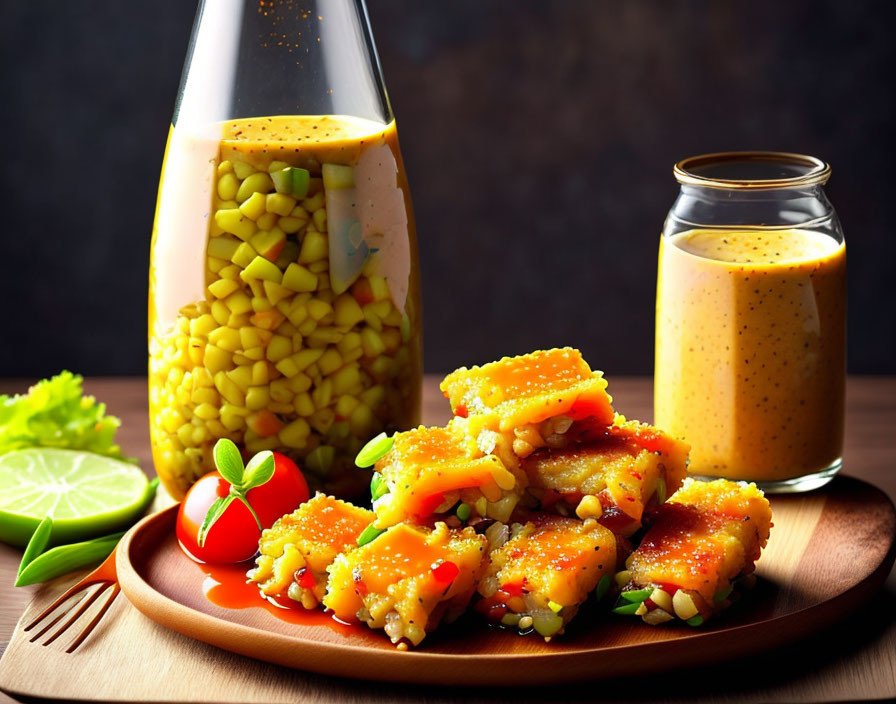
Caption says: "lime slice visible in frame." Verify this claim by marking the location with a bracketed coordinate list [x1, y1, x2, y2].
[0, 448, 151, 547]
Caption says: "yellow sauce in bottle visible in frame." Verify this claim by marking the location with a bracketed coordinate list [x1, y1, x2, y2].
[654, 228, 846, 481]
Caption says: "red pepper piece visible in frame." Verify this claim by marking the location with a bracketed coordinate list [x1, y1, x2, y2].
[295, 567, 316, 589]
[431, 560, 459, 584]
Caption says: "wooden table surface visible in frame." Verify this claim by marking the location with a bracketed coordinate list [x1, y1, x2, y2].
[1, 376, 894, 703]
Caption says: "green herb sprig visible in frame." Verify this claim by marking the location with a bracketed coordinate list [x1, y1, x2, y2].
[198, 439, 276, 547]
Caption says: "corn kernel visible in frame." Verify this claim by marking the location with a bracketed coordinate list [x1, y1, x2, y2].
[335, 395, 359, 418]
[332, 294, 364, 328]
[297, 317, 317, 336]
[208, 278, 240, 299]
[282, 263, 318, 293]
[318, 349, 342, 375]
[226, 365, 253, 390]
[194, 403, 219, 420]
[267, 378, 291, 403]
[218, 160, 234, 175]
[381, 328, 401, 353]
[191, 387, 219, 405]
[278, 215, 306, 233]
[241, 256, 283, 284]
[263, 281, 292, 305]
[207, 256, 227, 274]
[298, 231, 328, 263]
[293, 392, 315, 416]
[308, 259, 329, 274]
[266, 192, 297, 216]
[266, 335, 292, 362]
[251, 360, 269, 386]
[275, 357, 299, 378]
[362, 304, 383, 332]
[217, 173, 239, 200]
[369, 276, 390, 301]
[239, 191, 267, 220]
[307, 299, 333, 321]
[250, 229, 286, 262]
[331, 364, 361, 395]
[218, 264, 241, 281]
[268, 160, 289, 174]
[302, 191, 325, 211]
[251, 296, 274, 313]
[360, 385, 385, 408]
[242, 346, 264, 361]
[231, 242, 257, 268]
[232, 159, 255, 179]
[236, 172, 274, 202]
[214, 209, 256, 241]
[337, 332, 362, 354]
[312, 208, 327, 232]
[292, 348, 323, 372]
[227, 313, 251, 328]
[309, 408, 335, 434]
[214, 372, 245, 406]
[287, 301, 308, 327]
[361, 328, 386, 357]
[207, 235, 241, 260]
[208, 327, 241, 352]
[286, 372, 312, 393]
[311, 378, 333, 409]
[349, 403, 376, 436]
[250, 310, 286, 330]
[245, 386, 271, 411]
[279, 418, 311, 448]
[211, 301, 230, 326]
[370, 355, 397, 378]
[224, 291, 253, 315]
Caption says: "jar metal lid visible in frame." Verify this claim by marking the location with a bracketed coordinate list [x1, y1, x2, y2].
[673, 151, 831, 189]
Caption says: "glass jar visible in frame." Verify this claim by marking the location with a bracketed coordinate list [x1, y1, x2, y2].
[148, 0, 422, 500]
[654, 152, 846, 492]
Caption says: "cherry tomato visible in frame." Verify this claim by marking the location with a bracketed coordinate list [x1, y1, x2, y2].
[176, 452, 309, 564]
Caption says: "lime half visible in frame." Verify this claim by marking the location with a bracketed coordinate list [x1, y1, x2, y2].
[0, 448, 151, 547]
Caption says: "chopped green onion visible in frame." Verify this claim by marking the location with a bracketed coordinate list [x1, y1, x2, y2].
[655, 477, 667, 505]
[456, 503, 472, 521]
[620, 588, 652, 603]
[18, 516, 53, 578]
[355, 432, 394, 468]
[370, 473, 389, 501]
[357, 524, 386, 547]
[713, 584, 733, 604]
[611, 601, 641, 615]
[686, 615, 705, 627]
[595, 574, 611, 602]
[291, 167, 311, 197]
[15, 531, 124, 587]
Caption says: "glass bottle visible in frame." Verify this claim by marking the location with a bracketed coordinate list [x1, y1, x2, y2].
[655, 152, 846, 492]
[149, 0, 422, 500]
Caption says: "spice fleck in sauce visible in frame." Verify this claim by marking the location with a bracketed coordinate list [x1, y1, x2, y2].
[655, 229, 846, 482]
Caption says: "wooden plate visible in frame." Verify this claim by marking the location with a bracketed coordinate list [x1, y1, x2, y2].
[116, 475, 895, 685]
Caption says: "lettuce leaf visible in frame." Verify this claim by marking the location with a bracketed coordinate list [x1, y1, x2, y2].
[0, 371, 133, 462]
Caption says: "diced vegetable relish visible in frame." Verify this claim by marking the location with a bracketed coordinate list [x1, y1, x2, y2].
[440, 348, 614, 431]
[148, 115, 422, 500]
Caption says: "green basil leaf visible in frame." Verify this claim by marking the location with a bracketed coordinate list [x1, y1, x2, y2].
[213, 438, 244, 486]
[198, 495, 234, 547]
[15, 532, 123, 587]
[355, 432, 394, 468]
[242, 451, 275, 490]
[18, 515, 53, 578]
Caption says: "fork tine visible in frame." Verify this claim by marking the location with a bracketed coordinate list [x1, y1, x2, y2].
[39, 582, 111, 647]
[65, 583, 121, 653]
[24, 579, 97, 632]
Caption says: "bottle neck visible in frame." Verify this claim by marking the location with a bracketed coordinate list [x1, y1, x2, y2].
[664, 183, 843, 241]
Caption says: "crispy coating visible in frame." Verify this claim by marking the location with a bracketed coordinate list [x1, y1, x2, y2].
[324, 522, 487, 646]
[372, 425, 522, 526]
[629, 479, 771, 603]
[476, 515, 617, 635]
[523, 415, 690, 522]
[250, 494, 373, 608]
[440, 348, 615, 432]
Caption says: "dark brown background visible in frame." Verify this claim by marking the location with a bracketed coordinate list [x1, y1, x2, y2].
[2, 0, 894, 376]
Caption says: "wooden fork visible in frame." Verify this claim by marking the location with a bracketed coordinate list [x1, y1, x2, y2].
[23, 548, 121, 653]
